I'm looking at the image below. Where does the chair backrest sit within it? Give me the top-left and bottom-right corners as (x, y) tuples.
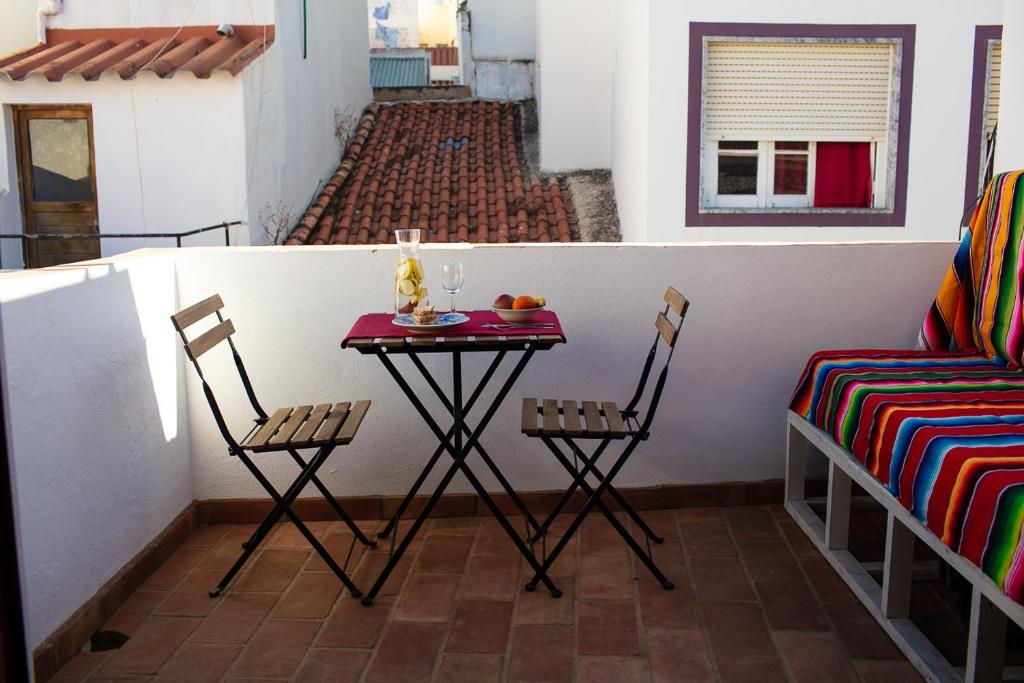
(171, 294), (267, 450)
(624, 286), (689, 436)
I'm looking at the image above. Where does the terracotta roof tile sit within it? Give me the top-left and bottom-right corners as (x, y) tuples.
(0, 26), (273, 81)
(287, 101), (579, 246)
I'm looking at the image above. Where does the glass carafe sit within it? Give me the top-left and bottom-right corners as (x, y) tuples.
(394, 229), (429, 314)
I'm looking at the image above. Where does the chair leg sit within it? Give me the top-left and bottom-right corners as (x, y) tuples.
(529, 438), (612, 542)
(286, 448), (376, 548)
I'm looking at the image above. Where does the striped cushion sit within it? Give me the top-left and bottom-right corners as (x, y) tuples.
(790, 349), (1024, 602)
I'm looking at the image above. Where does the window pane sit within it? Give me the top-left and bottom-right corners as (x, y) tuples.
(718, 154), (758, 195)
(28, 118), (92, 202)
(775, 141), (809, 151)
(774, 154), (808, 195)
(719, 141), (758, 150)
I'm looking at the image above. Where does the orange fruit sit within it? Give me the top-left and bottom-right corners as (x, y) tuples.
(512, 295), (537, 310)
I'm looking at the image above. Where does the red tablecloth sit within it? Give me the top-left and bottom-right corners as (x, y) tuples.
(342, 310), (565, 347)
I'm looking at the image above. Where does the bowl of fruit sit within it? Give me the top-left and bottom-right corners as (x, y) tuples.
(492, 294), (547, 323)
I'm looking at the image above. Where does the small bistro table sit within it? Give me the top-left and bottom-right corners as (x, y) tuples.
(342, 309), (566, 605)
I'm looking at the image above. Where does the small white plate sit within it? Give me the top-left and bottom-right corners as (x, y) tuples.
(392, 311), (470, 333)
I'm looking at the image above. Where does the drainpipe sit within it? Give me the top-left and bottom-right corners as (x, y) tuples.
(37, 0), (63, 44)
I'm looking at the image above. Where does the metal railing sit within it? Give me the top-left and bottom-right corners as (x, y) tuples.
(0, 219), (241, 252)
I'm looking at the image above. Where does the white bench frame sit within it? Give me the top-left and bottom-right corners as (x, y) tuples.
(786, 410), (1020, 683)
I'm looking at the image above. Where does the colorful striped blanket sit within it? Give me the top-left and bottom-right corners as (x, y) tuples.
(790, 172), (1024, 604)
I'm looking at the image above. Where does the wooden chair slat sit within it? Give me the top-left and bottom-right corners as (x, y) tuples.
(336, 400), (371, 443)
(312, 402), (351, 445)
(522, 398), (540, 435)
(536, 334), (564, 344)
(444, 336), (468, 345)
(186, 319), (235, 359)
(269, 405), (313, 446)
(581, 401), (605, 436)
(171, 294), (223, 331)
(292, 403), (332, 443)
(380, 337), (406, 348)
(543, 399), (561, 434)
(664, 287), (689, 317)
(656, 312), (677, 348)
(475, 336), (500, 345)
(346, 338), (374, 349)
(561, 400), (583, 437)
(246, 407), (292, 448)
(601, 402), (629, 437)
(410, 337), (438, 346)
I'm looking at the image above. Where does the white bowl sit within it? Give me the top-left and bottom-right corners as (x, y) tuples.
(491, 305), (545, 323)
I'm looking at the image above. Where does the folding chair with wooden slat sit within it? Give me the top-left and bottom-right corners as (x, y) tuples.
(521, 286), (689, 591)
(171, 295), (376, 598)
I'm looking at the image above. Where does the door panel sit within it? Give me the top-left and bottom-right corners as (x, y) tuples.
(13, 106), (99, 268)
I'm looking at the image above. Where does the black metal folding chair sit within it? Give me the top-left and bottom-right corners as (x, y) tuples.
(520, 286), (689, 591)
(171, 294), (376, 598)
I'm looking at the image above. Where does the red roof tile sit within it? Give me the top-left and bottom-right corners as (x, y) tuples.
(428, 47), (458, 66)
(0, 26), (273, 81)
(286, 101), (580, 245)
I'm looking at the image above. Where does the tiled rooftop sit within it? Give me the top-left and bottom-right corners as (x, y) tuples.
(48, 505), (942, 682)
(429, 47), (459, 66)
(286, 101), (580, 245)
(0, 27), (273, 81)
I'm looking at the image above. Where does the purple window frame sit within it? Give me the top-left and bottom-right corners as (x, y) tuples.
(685, 22), (916, 228)
(963, 25), (1001, 213)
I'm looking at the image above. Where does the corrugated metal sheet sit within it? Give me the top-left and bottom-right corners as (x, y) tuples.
(704, 41), (894, 141)
(370, 55), (429, 88)
(0, 26), (274, 82)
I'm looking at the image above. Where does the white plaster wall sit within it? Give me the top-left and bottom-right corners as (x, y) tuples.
(0, 0), (38, 54)
(0, 75), (249, 268)
(244, 0), (371, 246)
(49, 0), (274, 28)
(631, 0), (1004, 243)
(466, 0), (535, 59)
(367, 0), (419, 48)
(0, 251), (190, 650)
(996, 0), (1024, 172)
(610, 0), (650, 242)
(172, 241), (954, 501)
(536, 0), (614, 171)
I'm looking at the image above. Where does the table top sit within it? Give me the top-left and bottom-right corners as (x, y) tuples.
(342, 310), (566, 354)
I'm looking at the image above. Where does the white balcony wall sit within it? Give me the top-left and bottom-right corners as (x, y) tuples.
(0, 0), (37, 55)
(48, 0), (275, 29)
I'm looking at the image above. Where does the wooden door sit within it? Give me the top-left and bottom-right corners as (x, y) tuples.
(12, 106), (100, 268)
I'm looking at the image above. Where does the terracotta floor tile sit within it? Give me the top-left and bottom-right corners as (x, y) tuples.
(430, 517), (481, 535)
(437, 653), (504, 682)
(364, 621), (447, 683)
(352, 549), (413, 596)
(581, 519), (628, 557)
(578, 554), (633, 600)
(446, 599), (513, 654)
(578, 601), (640, 655)
(153, 569), (223, 617)
(303, 529), (368, 572)
(689, 557), (754, 602)
(82, 675), (152, 682)
(271, 572), (342, 619)
(824, 602), (903, 659)
(395, 574), (460, 622)
(415, 534), (475, 573)
(725, 506), (781, 541)
(101, 616), (201, 675)
(190, 592), (278, 643)
(773, 630), (857, 682)
(700, 601), (775, 659)
(678, 520), (738, 558)
(645, 628), (714, 683)
(50, 651), (110, 682)
(143, 547), (208, 591)
(236, 549), (308, 592)
(474, 521), (522, 557)
(293, 647), (369, 683)
(778, 519), (820, 558)
(800, 557), (857, 603)
(638, 574), (698, 630)
(316, 596), (394, 648)
(675, 508), (724, 521)
(102, 590), (167, 637)
(717, 656), (787, 683)
(266, 521), (332, 548)
(577, 655), (646, 683)
(508, 624), (572, 683)
(153, 642), (241, 682)
(515, 576), (574, 624)
(738, 541), (802, 581)
(853, 659), (925, 682)
(229, 619), (320, 679)
(182, 525), (231, 549)
(461, 554), (521, 600)
(756, 580), (829, 631)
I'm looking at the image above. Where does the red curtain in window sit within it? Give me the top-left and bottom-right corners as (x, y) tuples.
(813, 142), (873, 208)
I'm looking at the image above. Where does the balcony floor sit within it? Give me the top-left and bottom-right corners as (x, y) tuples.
(52, 505), (940, 682)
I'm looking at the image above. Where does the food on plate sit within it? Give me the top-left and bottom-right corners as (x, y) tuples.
(512, 295), (539, 310)
(493, 293), (515, 310)
(412, 305), (437, 325)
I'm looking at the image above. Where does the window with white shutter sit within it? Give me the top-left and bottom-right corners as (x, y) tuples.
(985, 41), (1001, 139)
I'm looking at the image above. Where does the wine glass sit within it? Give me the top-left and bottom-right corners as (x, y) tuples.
(440, 262), (464, 313)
